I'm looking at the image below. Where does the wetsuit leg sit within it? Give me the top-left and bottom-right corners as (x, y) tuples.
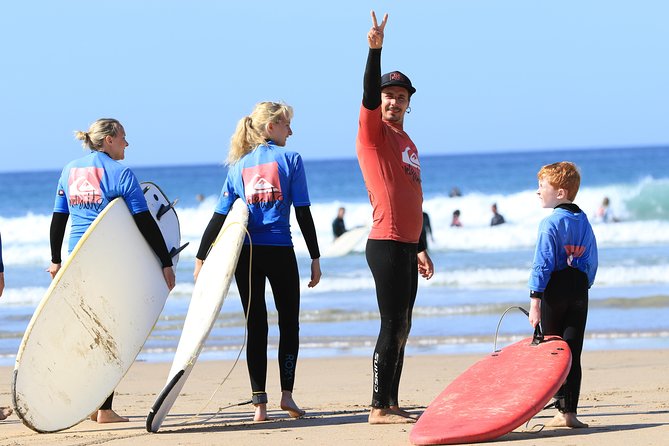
(265, 246), (301, 392)
(390, 254), (418, 407)
(542, 267), (589, 413)
(235, 244), (269, 394)
(100, 393), (113, 410)
(366, 239), (418, 408)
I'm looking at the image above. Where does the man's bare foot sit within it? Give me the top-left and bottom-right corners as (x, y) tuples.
(390, 405), (418, 420)
(369, 407), (416, 424)
(253, 403), (268, 422)
(280, 391), (305, 418)
(94, 409), (129, 423)
(547, 412), (589, 428)
(0, 406), (12, 420)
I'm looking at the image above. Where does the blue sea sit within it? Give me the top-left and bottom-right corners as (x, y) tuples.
(1, 146), (668, 366)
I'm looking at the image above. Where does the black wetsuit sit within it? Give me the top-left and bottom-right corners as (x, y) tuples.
(197, 206), (319, 399)
(366, 239), (419, 407)
(542, 267), (589, 413)
(332, 217), (346, 238)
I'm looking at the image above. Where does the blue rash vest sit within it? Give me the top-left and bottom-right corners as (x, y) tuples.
(214, 142), (311, 247)
(53, 151), (148, 252)
(528, 204), (598, 293)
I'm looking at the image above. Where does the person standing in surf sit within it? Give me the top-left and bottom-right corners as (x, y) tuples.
(194, 101), (321, 422)
(357, 11), (434, 424)
(332, 206), (347, 239)
(528, 161), (598, 428)
(49, 118), (176, 424)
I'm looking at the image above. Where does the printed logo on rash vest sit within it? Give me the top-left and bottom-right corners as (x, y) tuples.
(67, 167), (104, 210)
(242, 162), (283, 204)
(565, 244), (586, 266)
(401, 146), (421, 183)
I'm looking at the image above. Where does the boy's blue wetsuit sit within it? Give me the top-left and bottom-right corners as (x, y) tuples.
(529, 203), (598, 414)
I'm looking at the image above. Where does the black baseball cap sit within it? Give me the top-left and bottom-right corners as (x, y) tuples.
(380, 71), (416, 96)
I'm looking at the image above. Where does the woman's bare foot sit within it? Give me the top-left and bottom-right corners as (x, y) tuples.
(94, 409), (129, 423)
(253, 403), (268, 422)
(0, 406), (13, 420)
(547, 412), (589, 428)
(280, 391), (305, 418)
(369, 407), (416, 424)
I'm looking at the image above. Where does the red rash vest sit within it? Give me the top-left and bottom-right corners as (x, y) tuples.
(356, 104), (423, 243)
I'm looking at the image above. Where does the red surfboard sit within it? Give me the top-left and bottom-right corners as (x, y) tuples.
(410, 335), (571, 445)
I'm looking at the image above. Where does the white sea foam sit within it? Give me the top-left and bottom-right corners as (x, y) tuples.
(4, 178), (669, 266)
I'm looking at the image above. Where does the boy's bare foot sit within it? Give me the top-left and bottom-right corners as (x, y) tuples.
(0, 406), (13, 420)
(253, 403), (268, 422)
(547, 412), (589, 428)
(369, 407), (416, 424)
(94, 409), (129, 423)
(280, 391), (305, 418)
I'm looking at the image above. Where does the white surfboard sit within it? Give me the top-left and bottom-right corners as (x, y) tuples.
(322, 225), (369, 257)
(12, 182), (183, 433)
(146, 198), (249, 433)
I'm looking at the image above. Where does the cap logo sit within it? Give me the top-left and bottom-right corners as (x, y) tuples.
(390, 72), (402, 81)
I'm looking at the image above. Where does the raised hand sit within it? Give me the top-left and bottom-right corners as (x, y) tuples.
(368, 10), (388, 49)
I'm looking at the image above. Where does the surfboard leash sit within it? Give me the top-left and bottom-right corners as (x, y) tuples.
(493, 306), (529, 351)
(176, 221), (255, 427)
(494, 306), (556, 433)
(493, 306), (545, 351)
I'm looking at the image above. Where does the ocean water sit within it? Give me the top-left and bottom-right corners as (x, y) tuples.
(1, 146), (668, 366)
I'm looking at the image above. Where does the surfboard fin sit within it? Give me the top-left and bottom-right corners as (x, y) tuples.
(157, 199), (179, 220)
(170, 243), (189, 258)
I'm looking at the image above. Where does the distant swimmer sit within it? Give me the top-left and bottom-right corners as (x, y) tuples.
(490, 203), (506, 226)
(332, 207), (347, 238)
(594, 197), (618, 223)
(449, 186), (462, 197)
(451, 209), (462, 227)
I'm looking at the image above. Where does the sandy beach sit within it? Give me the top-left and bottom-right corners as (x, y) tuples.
(1, 349), (667, 446)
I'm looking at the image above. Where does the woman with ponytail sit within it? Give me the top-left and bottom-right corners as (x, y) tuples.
(195, 102), (321, 422)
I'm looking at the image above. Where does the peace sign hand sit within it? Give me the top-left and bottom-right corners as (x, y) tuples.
(367, 10), (388, 49)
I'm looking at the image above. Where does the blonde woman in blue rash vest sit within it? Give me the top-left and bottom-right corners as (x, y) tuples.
(195, 102), (321, 422)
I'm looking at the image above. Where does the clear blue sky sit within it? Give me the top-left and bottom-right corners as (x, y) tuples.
(1, 0), (667, 173)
